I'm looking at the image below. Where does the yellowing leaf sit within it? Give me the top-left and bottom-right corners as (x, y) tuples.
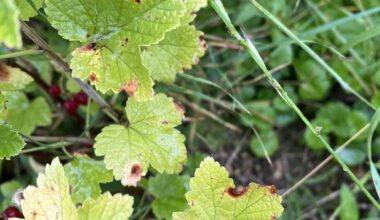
(45, 0), (186, 99)
(173, 157), (284, 220)
(142, 0), (208, 83)
(0, 0), (22, 48)
(94, 93), (186, 186)
(20, 158), (79, 220)
(78, 192), (133, 220)
(45, 0), (206, 99)
(17, 158), (134, 220)
(0, 64), (33, 91)
(0, 124), (25, 160)
(142, 25), (206, 83)
(6, 91), (52, 136)
(64, 155), (113, 204)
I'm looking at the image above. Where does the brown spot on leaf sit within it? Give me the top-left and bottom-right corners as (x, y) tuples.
(122, 79), (139, 97)
(266, 185), (277, 194)
(226, 186), (248, 198)
(181, 67), (190, 72)
(122, 162), (143, 187)
(122, 38), (129, 46)
(161, 120), (168, 125)
(0, 63), (10, 81)
(78, 42), (97, 53)
(135, 0), (141, 3)
(89, 72), (98, 84)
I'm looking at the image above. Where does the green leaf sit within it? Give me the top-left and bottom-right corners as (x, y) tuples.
(340, 184), (359, 220)
(0, 64), (33, 91)
(250, 128), (279, 157)
(64, 155), (113, 204)
(78, 192), (134, 220)
(294, 59), (331, 101)
(0, 0), (22, 48)
(15, 0), (42, 21)
(95, 93), (186, 186)
(20, 158), (79, 220)
(142, 24), (206, 83)
(173, 157), (284, 219)
(0, 123), (25, 159)
(46, 0), (206, 100)
(6, 91), (52, 136)
(148, 174), (189, 219)
(0, 92), (6, 121)
(46, 0), (185, 100)
(316, 102), (367, 139)
(142, 0), (207, 83)
(367, 105), (380, 199)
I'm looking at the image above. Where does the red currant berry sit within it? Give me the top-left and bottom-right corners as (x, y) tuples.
(64, 98), (79, 115)
(84, 143), (93, 149)
(48, 84), (61, 97)
(74, 92), (89, 105)
(2, 206), (22, 220)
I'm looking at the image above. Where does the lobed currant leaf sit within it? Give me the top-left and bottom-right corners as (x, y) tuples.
(0, 0), (21, 48)
(17, 158), (135, 220)
(6, 91), (52, 136)
(0, 64), (33, 91)
(94, 93), (186, 186)
(77, 192), (133, 220)
(45, 0), (207, 100)
(14, 0), (42, 21)
(46, 0), (187, 100)
(64, 155), (113, 204)
(20, 158), (79, 220)
(148, 174), (189, 220)
(0, 124), (25, 160)
(173, 157), (284, 220)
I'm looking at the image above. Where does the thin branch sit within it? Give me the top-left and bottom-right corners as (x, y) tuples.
(20, 21), (118, 120)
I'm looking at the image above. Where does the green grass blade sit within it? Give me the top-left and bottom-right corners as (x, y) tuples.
(367, 107), (380, 199)
(250, 0), (375, 110)
(211, 0), (380, 210)
(342, 25), (380, 52)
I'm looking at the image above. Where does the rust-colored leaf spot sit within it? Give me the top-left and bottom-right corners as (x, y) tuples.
(0, 63), (10, 81)
(181, 67), (190, 72)
(135, 0), (141, 3)
(78, 42), (97, 52)
(266, 185), (277, 194)
(89, 72), (98, 84)
(225, 186), (248, 198)
(122, 162), (143, 187)
(122, 38), (129, 46)
(122, 79), (139, 97)
(174, 102), (186, 115)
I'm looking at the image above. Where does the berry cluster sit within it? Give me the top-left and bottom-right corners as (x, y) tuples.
(48, 85), (89, 115)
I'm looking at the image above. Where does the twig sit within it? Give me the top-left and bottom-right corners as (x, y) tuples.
(19, 21), (118, 120)
(177, 96), (242, 133)
(29, 136), (92, 144)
